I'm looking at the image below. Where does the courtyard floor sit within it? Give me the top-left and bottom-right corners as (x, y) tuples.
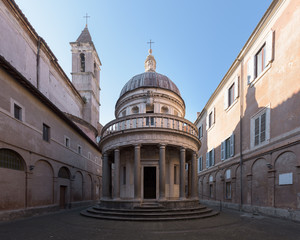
(0, 207), (299, 240)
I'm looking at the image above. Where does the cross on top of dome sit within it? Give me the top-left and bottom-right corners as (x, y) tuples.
(145, 39), (156, 72)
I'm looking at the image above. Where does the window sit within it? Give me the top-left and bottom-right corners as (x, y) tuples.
(58, 167), (70, 179)
(94, 62), (97, 75)
(78, 145), (82, 155)
(123, 166), (126, 185)
(198, 124), (203, 139)
(247, 30), (274, 84)
(206, 149), (215, 168)
(255, 44), (266, 78)
(80, 53), (85, 72)
(224, 76), (239, 110)
(0, 149), (24, 171)
(43, 124), (50, 142)
(146, 104), (154, 113)
(208, 112), (213, 127)
(225, 169), (231, 180)
(221, 134), (234, 161)
(228, 83), (235, 107)
(251, 107), (270, 148)
(88, 152), (91, 159)
(255, 112), (266, 146)
(206, 108), (215, 130)
(226, 182), (231, 199)
(64, 136), (70, 148)
(198, 156), (203, 172)
(14, 104), (22, 121)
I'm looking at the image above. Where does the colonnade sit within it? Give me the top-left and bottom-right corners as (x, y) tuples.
(102, 145), (198, 201)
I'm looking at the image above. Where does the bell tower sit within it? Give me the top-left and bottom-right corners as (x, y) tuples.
(70, 25), (101, 129)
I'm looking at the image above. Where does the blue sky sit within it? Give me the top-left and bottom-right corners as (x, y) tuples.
(15, 0), (272, 125)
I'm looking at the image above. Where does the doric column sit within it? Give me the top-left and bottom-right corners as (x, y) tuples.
(180, 147), (186, 199)
(191, 151), (197, 198)
(113, 148), (120, 199)
(159, 144), (166, 199)
(102, 153), (109, 199)
(134, 145), (141, 199)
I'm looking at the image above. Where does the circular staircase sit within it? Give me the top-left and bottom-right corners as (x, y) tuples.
(81, 202), (219, 221)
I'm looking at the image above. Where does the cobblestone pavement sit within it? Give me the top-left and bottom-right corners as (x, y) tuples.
(0, 207), (299, 240)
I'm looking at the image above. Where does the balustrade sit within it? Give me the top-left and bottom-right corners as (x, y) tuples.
(101, 114), (198, 139)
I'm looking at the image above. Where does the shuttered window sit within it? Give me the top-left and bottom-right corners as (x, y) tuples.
(247, 30), (274, 84)
(206, 108), (215, 129)
(206, 149), (215, 168)
(224, 76), (239, 110)
(198, 156), (203, 172)
(254, 112), (266, 146)
(221, 134), (235, 161)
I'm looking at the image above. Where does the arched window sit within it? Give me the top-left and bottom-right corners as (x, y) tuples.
(58, 167), (71, 179)
(0, 149), (25, 171)
(80, 53), (85, 72)
(94, 61), (97, 75)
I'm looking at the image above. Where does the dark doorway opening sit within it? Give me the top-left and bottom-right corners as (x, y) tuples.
(144, 167), (156, 199)
(60, 186), (67, 209)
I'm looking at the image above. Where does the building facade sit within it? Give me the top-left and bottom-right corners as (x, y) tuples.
(0, 0), (102, 220)
(99, 49), (201, 209)
(195, 0), (300, 220)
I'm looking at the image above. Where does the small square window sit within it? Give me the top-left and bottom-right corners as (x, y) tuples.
(43, 124), (50, 142)
(14, 104), (22, 121)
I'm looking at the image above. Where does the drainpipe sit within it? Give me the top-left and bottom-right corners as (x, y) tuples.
(239, 58), (244, 210)
(36, 37), (41, 90)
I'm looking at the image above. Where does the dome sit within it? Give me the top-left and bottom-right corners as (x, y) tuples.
(119, 72), (181, 97)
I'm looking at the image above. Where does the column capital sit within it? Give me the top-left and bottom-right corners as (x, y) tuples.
(134, 144), (141, 149)
(180, 147), (186, 152)
(159, 144), (166, 149)
(114, 148), (120, 152)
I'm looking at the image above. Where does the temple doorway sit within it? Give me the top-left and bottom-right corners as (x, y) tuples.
(143, 167), (156, 199)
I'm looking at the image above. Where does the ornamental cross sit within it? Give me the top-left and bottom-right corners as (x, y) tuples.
(83, 13), (90, 27)
(147, 39), (155, 50)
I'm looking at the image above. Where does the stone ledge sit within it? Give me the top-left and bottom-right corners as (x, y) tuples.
(0, 200), (98, 222)
(199, 199), (300, 222)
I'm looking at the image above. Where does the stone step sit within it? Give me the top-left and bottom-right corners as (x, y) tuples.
(81, 204), (219, 221)
(90, 205), (208, 214)
(81, 209), (219, 221)
(86, 207), (213, 218)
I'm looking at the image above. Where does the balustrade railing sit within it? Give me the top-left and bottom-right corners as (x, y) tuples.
(101, 114), (198, 139)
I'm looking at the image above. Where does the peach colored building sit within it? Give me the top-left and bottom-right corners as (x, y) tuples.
(195, 0), (300, 221)
(0, 0), (102, 220)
